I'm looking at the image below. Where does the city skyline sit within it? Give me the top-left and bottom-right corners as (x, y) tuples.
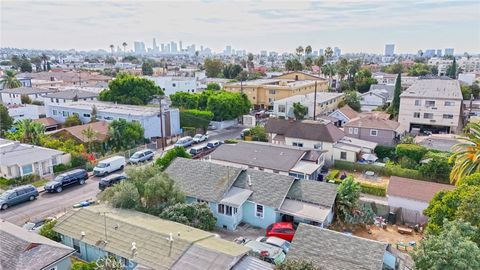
(1, 0), (480, 54)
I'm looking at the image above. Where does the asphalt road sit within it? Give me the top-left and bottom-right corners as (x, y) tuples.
(0, 126), (244, 226)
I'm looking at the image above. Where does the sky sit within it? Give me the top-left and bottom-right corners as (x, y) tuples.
(1, 0), (480, 54)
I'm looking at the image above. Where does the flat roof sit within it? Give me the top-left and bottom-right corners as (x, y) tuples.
(275, 92), (344, 104)
(279, 199), (330, 223)
(400, 79), (462, 100)
(47, 101), (174, 116)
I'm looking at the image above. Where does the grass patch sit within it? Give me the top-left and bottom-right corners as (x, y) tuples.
(32, 179), (50, 187)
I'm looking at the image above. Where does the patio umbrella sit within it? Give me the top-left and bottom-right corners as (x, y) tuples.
(362, 153), (378, 162)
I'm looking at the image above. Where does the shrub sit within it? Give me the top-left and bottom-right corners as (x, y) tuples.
(326, 169), (340, 181)
(155, 147), (191, 170)
(224, 139), (238, 144)
(396, 144), (427, 163)
(360, 183), (387, 196)
(39, 219), (60, 242)
(159, 203), (217, 231)
(398, 156), (418, 169)
(53, 164), (69, 173)
(249, 126), (268, 142)
(334, 160), (388, 175)
(418, 158), (451, 183)
(374, 145), (396, 161)
(385, 162), (423, 179)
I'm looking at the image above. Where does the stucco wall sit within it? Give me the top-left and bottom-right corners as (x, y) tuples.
(241, 201), (278, 229)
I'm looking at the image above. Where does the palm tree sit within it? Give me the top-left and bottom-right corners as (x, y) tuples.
(0, 70), (22, 89)
(322, 63), (336, 89)
(122, 42), (127, 58)
(41, 53), (48, 71)
(305, 45), (312, 56)
(295, 46), (304, 58)
(8, 119), (45, 145)
(109, 44), (114, 56)
(449, 123), (480, 185)
(82, 125), (98, 153)
(324, 47), (334, 61)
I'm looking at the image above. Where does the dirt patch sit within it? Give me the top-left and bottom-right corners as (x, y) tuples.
(354, 225), (422, 252)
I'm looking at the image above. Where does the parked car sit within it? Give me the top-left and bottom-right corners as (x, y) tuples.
(189, 145), (208, 156)
(128, 149), (155, 164)
(23, 217), (55, 232)
(193, 133), (209, 143)
(206, 140), (222, 149)
(98, 173), (128, 190)
(256, 236), (291, 253)
(175, 136), (194, 148)
(0, 185), (39, 210)
(44, 169), (89, 193)
(93, 156), (126, 177)
(207, 123), (217, 130)
(243, 239), (286, 265)
(266, 222), (296, 242)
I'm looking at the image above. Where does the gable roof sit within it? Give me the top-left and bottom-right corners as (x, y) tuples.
(165, 158), (242, 203)
(53, 206), (249, 270)
(210, 141), (307, 172)
(388, 176), (455, 202)
(1, 86), (56, 95)
(45, 89), (98, 100)
(288, 224), (387, 270)
(344, 115), (400, 131)
(265, 119), (345, 143)
(1, 220), (74, 270)
(52, 121), (109, 143)
(286, 180), (337, 208)
(233, 169), (295, 209)
(337, 105), (359, 119)
(33, 117), (59, 127)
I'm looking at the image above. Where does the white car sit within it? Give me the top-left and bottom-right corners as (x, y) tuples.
(93, 156), (126, 176)
(193, 133), (209, 143)
(256, 236), (291, 253)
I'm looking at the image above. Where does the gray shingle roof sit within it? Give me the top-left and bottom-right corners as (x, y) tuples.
(265, 119), (345, 143)
(288, 224), (387, 270)
(233, 169), (295, 209)
(1, 86), (56, 95)
(286, 180), (337, 208)
(45, 89), (98, 100)
(368, 84), (395, 100)
(0, 220), (74, 270)
(165, 158), (242, 202)
(0, 140), (65, 166)
(210, 142), (306, 172)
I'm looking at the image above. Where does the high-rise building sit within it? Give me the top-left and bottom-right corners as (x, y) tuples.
(170, 41), (177, 53)
(384, 44), (395, 56)
(436, 49), (442, 57)
(424, 49), (436, 58)
(152, 38), (159, 52)
(200, 45), (204, 52)
(445, 48), (454, 56)
(334, 47), (341, 57)
(319, 49), (324, 56)
(134, 41), (146, 54)
(225, 45), (232, 55)
(161, 43), (165, 52)
(165, 44), (171, 53)
(260, 50), (267, 57)
(179, 40), (183, 52)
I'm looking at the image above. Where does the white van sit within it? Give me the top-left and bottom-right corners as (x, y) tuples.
(93, 156), (126, 176)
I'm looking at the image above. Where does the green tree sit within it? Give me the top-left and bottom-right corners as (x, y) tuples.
(0, 70), (22, 89)
(6, 119), (45, 145)
(461, 85), (473, 100)
(180, 109), (213, 130)
(447, 58), (458, 79)
(222, 64), (243, 79)
(71, 261), (96, 270)
(141, 62), (154, 76)
(99, 73), (163, 105)
(304, 57), (313, 68)
(160, 203), (216, 231)
(419, 157), (451, 183)
(275, 259), (320, 270)
(343, 91), (361, 112)
(90, 105), (98, 123)
(39, 219), (60, 242)
(81, 125), (98, 153)
(142, 173), (185, 215)
(19, 55), (32, 72)
(450, 123), (480, 185)
(388, 73), (402, 116)
(322, 63), (336, 88)
(207, 91), (251, 121)
(470, 84), (480, 99)
(105, 57), (116, 65)
(382, 63), (404, 74)
(295, 46), (304, 58)
(155, 147), (191, 170)
(336, 58), (349, 82)
(315, 56), (325, 68)
(407, 63), (431, 76)
(285, 59), (303, 71)
(65, 114), (82, 127)
(206, 82), (221, 91)
(108, 119), (144, 151)
(249, 126), (268, 142)
(354, 68), (377, 93)
(20, 94), (32, 104)
(204, 58), (223, 77)
(305, 45), (312, 56)
(335, 176), (361, 224)
(292, 102), (308, 120)
(100, 181), (141, 209)
(170, 92), (199, 109)
(395, 144), (427, 163)
(0, 104), (13, 136)
(412, 220), (480, 270)
(324, 47), (333, 60)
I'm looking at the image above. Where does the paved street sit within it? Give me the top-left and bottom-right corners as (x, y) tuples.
(0, 126), (244, 226)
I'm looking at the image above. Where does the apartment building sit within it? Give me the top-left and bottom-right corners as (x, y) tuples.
(428, 57), (480, 76)
(146, 76), (197, 96)
(46, 101), (180, 139)
(272, 92), (344, 118)
(224, 72), (328, 109)
(0, 87), (57, 104)
(398, 79), (463, 134)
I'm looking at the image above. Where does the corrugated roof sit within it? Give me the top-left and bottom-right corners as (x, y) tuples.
(265, 119), (345, 143)
(388, 176), (455, 202)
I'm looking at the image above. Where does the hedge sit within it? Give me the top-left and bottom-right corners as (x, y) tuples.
(331, 175), (387, 197)
(374, 145), (396, 161)
(0, 174), (42, 189)
(395, 144), (428, 163)
(326, 170), (340, 181)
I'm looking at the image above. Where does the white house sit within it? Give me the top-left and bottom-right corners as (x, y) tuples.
(328, 105), (360, 127)
(359, 84), (395, 112)
(272, 92), (344, 118)
(7, 104), (40, 121)
(45, 101), (181, 139)
(1, 87), (57, 104)
(146, 76), (197, 96)
(44, 89), (98, 104)
(0, 139), (70, 179)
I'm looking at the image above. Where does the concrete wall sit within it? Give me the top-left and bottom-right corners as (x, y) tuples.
(8, 105), (40, 121)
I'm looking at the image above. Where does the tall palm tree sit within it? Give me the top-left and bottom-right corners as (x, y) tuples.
(450, 123), (480, 185)
(122, 42), (127, 58)
(324, 47), (334, 61)
(295, 46), (304, 58)
(322, 63), (336, 89)
(0, 70), (22, 89)
(109, 44), (114, 56)
(305, 45), (312, 56)
(40, 53), (48, 71)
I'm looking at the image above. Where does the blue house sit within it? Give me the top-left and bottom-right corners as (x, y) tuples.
(166, 158), (337, 231)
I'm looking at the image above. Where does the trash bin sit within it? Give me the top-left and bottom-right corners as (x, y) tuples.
(388, 212), (397, 224)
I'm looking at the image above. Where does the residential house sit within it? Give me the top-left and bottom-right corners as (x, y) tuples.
(31, 79), (64, 89)
(1, 87), (57, 104)
(6, 104), (40, 122)
(146, 76), (197, 96)
(54, 205), (250, 270)
(398, 79), (463, 134)
(0, 139), (70, 179)
(287, 223), (394, 270)
(359, 84), (395, 112)
(224, 72), (328, 109)
(373, 72), (398, 85)
(50, 121), (110, 144)
(209, 141), (325, 180)
(344, 114), (405, 146)
(166, 158), (337, 230)
(16, 71), (111, 88)
(45, 101), (180, 139)
(328, 105), (360, 127)
(274, 71), (328, 81)
(0, 220), (75, 270)
(0, 77), (31, 90)
(332, 136), (378, 163)
(33, 117), (60, 132)
(44, 89), (98, 104)
(272, 92), (344, 119)
(387, 176), (455, 224)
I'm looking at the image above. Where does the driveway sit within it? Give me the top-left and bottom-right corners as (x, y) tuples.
(215, 223), (265, 242)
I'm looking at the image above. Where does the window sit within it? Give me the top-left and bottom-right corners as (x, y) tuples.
(196, 198), (207, 203)
(424, 113), (434, 119)
(413, 112), (420, 118)
(354, 128), (358, 135)
(444, 101), (455, 106)
(52, 110), (57, 116)
(172, 83), (176, 87)
(50, 98), (54, 102)
(62, 111), (69, 117)
(370, 129), (378, 136)
(292, 142), (303, 147)
(314, 143), (322, 149)
(218, 204), (225, 214)
(258, 167), (264, 171)
(72, 239), (80, 253)
(340, 151), (347, 160)
(217, 204), (235, 216)
(278, 105), (286, 113)
(56, 98), (59, 103)
(104, 116), (114, 120)
(425, 100), (435, 107)
(415, 100), (421, 106)
(83, 113), (91, 118)
(225, 205), (233, 216)
(348, 128), (353, 134)
(255, 204), (264, 218)
(21, 164), (33, 175)
(273, 170), (279, 173)
(443, 114), (454, 119)
(269, 90), (276, 95)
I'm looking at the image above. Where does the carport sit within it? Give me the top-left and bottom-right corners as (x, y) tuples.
(279, 199), (331, 227)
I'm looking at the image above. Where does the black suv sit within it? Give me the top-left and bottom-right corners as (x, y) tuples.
(44, 169), (89, 193)
(98, 174), (127, 191)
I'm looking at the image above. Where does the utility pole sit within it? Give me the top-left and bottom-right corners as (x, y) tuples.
(157, 95), (165, 151)
(313, 81), (317, 120)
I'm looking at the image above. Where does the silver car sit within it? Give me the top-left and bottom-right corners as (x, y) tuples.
(128, 149), (155, 164)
